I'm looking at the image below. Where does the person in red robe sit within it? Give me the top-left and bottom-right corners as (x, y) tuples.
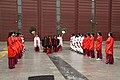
(17, 33), (23, 59)
(105, 32), (114, 64)
(89, 33), (95, 58)
(7, 32), (17, 69)
(86, 33), (91, 57)
(82, 34), (87, 56)
(13, 33), (20, 64)
(96, 32), (103, 60)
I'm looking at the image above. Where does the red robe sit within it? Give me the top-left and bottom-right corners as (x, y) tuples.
(105, 37), (114, 54)
(14, 37), (20, 54)
(96, 36), (102, 50)
(82, 37), (87, 49)
(8, 37), (17, 57)
(86, 36), (90, 49)
(89, 36), (94, 50)
(19, 36), (24, 50)
(17, 37), (22, 51)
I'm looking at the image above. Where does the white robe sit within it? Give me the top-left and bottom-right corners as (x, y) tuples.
(57, 36), (63, 47)
(77, 36), (83, 53)
(76, 37), (80, 51)
(70, 36), (73, 49)
(34, 37), (40, 47)
(71, 36), (83, 53)
(73, 36), (77, 51)
(71, 36), (75, 50)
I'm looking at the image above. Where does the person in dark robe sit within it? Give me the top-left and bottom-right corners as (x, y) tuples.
(47, 36), (52, 54)
(53, 36), (58, 52)
(105, 32), (114, 64)
(42, 36), (47, 52)
(51, 35), (55, 52)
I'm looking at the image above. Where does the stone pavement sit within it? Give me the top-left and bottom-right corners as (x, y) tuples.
(0, 41), (120, 80)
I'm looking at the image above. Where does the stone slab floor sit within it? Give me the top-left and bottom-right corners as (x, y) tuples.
(0, 42), (120, 80)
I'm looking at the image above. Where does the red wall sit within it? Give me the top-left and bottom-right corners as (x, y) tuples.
(40, 0), (56, 38)
(0, 0), (120, 41)
(22, 0), (38, 41)
(60, 0), (76, 41)
(78, 0), (92, 33)
(111, 0), (120, 40)
(0, 0), (17, 41)
(22, 0), (56, 41)
(95, 0), (110, 40)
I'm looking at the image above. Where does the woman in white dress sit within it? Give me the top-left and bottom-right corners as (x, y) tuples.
(57, 34), (63, 51)
(34, 35), (40, 52)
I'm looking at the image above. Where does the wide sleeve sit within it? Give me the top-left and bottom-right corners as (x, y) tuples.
(34, 37), (36, 47)
(8, 38), (16, 50)
(105, 38), (114, 54)
(96, 37), (102, 50)
(107, 38), (114, 50)
(86, 37), (90, 49)
(38, 37), (41, 47)
(89, 37), (94, 50)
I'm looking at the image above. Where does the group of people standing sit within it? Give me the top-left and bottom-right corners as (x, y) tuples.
(7, 32), (25, 69)
(41, 35), (63, 54)
(33, 34), (63, 54)
(70, 32), (114, 64)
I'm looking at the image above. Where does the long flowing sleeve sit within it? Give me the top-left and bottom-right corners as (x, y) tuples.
(105, 37), (114, 54)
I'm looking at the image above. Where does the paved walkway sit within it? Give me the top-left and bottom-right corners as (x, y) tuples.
(0, 42), (120, 80)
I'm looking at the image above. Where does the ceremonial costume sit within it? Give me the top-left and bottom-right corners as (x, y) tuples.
(57, 36), (63, 51)
(7, 32), (17, 69)
(96, 36), (103, 60)
(105, 37), (114, 64)
(89, 36), (95, 58)
(34, 35), (40, 52)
